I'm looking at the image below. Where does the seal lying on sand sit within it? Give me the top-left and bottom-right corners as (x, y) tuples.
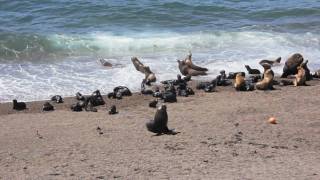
(294, 66), (307, 86)
(13, 99), (26, 111)
(196, 79), (217, 92)
(255, 69), (274, 90)
(42, 102), (54, 111)
(245, 65), (261, 74)
(184, 52), (208, 71)
(216, 70), (232, 86)
(177, 60), (207, 76)
(281, 53), (304, 78)
(146, 104), (176, 135)
(131, 57), (156, 83)
(259, 57), (281, 66)
(51, 95), (63, 103)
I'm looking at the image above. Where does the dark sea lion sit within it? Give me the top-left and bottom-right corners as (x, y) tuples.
(141, 79), (154, 95)
(12, 99), (26, 111)
(196, 79), (217, 91)
(216, 70), (232, 86)
(245, 65), (261, 74)
(259, 57), (281, 66)
(255, 69), (274, 90)
(234, 73), (246, 91)
(76, 92), (85, 101)
(281, 53), (304, 78)
(247, 74), (261, 83)
(131, 57), (156, 83)
(294, 66), (307, 86)
(227, 72), (245, 79)
(51, 95), (63, 103)
(99, 58), (113, 67)
(184, 52), (208, 71)
(149, 99), (158, 108)
(109, 105), (118, 115)
(177, 60), (207, 76)
(42, 102), (54, 111)
(71, 102), (83, 112)
(279, 79), (294, 86)
(300, 60), (312, 81)
(183, 75), (192, 82)
(146, 104), (175, 135)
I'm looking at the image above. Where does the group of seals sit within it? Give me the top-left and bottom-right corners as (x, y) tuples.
(72, 90), (106, 112)
(131, 57), (156, 84)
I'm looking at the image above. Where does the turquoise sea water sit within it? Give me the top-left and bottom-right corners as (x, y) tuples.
(0, 0), (320, 101)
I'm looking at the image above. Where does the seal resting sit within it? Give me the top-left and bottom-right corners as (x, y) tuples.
(234, 73), (246, 91)
(177, 60), (207, 76)
(146, 104), (176, 135)
(259, 57), (281, 66)
(149, 99), (158, 108)
(184, 52), (208, 71)
(255, 69), (274, 90)
(13, 99), (26, 111)
(245, 65), (261, 74)
(294, 66), (307, 86)
(131, 57), (156, 83)
(281, 53), (304, 78)
(42, 102), (54, 111)
(51, 95), (63, 103)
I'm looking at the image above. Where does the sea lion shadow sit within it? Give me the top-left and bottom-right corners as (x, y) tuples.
(152, 130), (180, 137)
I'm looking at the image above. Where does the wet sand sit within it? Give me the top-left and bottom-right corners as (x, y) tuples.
(1, 79), (320, 179)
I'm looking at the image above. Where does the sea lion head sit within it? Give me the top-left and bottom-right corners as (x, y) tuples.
(220, 70), (225, 75)
(275, 57), (281, 63)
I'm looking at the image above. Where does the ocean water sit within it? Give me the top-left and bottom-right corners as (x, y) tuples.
(0, 0), (320, 102)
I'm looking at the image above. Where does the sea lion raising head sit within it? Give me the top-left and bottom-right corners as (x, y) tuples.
(281, 53), (304, 78)
(131, 57), (157, 83)
(12, 99), (26, 111)
(255, 69), (274, 90)
(146, 104), (176, 135)
(245, 65), (261, 74)
(184, 51), (208, 72)
(177, 60), (207, 76)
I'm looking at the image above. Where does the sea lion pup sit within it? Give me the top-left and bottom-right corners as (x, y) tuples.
(131, 57), (156, 83)
(146, 104), (176, 135)
(300, 60), (312, 80)
(255, 69), (274, 90)
(234, 73), (246, 91)
(294, 66), (307, 86)
(42, 102), (54, 111)
(149, 99), (158, 108)
(281, 53), (304, 78)
(12, 99), (26, 111)
(177, 60), (207, 76)
(109, 105), (118, 115)
(259, 57), (281, 66)
(51, 95), (63, 103)
(184, 52), (208, 71)
(244, 65), (261, 74)
(99, 58), (113, 67)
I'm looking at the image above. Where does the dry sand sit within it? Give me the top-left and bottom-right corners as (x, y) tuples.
(1, 79), (320, 179)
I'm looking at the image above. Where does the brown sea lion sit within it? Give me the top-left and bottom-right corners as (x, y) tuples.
(177, 60), (207, 76)
(184, 52), (208, 71)
(131, 57), (156, 83)
(259, 57), (281, 66)
(245, 65), (261, 74)
(234, 73), (246, 91)
(255, 69), (274, 90)
(294, 66), (307, 86)
(281, 53), (304, 78)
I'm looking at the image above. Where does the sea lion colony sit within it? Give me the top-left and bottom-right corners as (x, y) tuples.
(10, 52), (320, 135)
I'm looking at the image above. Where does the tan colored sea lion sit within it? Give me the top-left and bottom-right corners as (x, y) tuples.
(255, 69), (274, 90)
(184, 52), (208, 71)
(294, 66), (306, 86)
(131, 57), (156, 83)
(281, 53), (304, 78)
(234, 73), (246, 91)
(259, 57), (281, 66)
(177, 60), (207, 76)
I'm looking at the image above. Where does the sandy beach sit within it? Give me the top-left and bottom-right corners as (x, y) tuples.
(1, 79), (320, 179)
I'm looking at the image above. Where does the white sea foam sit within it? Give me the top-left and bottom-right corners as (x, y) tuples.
(0, 31), (320, 102)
